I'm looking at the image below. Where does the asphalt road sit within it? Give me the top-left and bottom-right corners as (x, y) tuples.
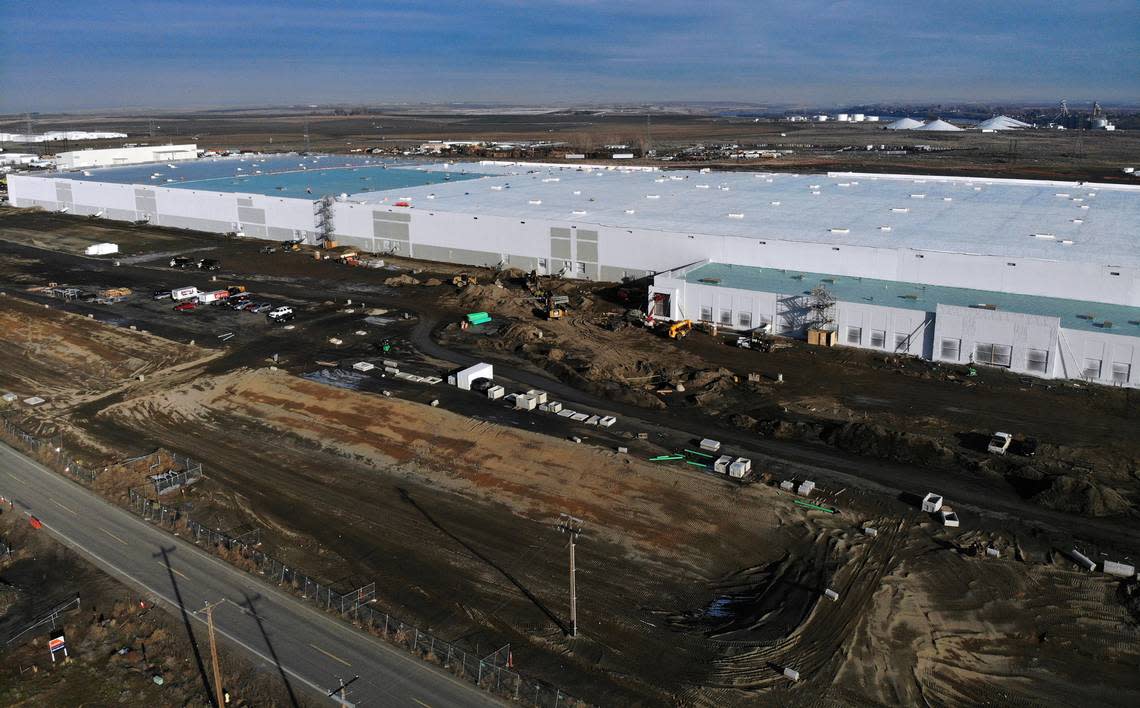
(0, 443), (502, 708)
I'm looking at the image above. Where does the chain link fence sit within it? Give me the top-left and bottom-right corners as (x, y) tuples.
(3, 416), (584, 706)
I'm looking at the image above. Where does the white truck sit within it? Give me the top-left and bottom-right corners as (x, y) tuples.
(171, 286), (199, 301)
(987, 432), (1013, 455)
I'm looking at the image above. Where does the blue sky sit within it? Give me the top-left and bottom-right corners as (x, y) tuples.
(1, 0), (1137, 112)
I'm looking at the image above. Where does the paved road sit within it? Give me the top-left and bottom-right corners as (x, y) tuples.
(0, 443), (501, 708)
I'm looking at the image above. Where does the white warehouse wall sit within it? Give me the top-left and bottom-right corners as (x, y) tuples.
(649, 277), (1139, 388)
(6, 173), (1139, 307)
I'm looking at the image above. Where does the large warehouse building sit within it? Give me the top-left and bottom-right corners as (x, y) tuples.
(7, 155), (1140, 387)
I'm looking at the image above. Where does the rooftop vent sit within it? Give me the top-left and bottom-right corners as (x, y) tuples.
(696, 184), (710, 189)
(1060, 240), (1074, 245)
(811, 190), (822, 195)
(836, 182), (851, 187)
(1071, 197), (1084, 202)
(942, 197), (952, 201)
(528, 199), (542, 205)
(646, 194), (660, 199)
(1033, 233), (1055, 239)
(572, 210), (587, 216)
(542, 177), (560, 182)
(1055, 193), (1070, 197)
(491, 185), (503, 191)
(891, 207), (909, 213)
(809, 184), (820, 189)
(727, 213), (744, 219)
(829, 227), (850, 234)
(572, 190), (581, 195)
(1071, 219), (1084, 223)
(910, 193), (926, 199)
(625, 209), (636, 214)
(879, 226), (892, 231)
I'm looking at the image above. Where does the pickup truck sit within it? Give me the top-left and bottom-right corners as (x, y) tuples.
(169, 256), (193, 269)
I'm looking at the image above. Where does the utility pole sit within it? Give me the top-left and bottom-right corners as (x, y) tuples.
(327, 675), (359, 703)
(556, 513), (585, 637)
(203, 600), (226, 708)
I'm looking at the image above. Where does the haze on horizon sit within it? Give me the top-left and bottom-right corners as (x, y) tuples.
(1, 0), (1137, 114)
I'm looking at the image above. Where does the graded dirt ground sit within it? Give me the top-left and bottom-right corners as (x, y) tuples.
(0, 210), (1138, 705)
(0, 294), (210, 407)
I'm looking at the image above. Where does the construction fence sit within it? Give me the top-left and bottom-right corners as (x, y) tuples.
(126, 488), (583, 707)
(0, 415), (585, 707)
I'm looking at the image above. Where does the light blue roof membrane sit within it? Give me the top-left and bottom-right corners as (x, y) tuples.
(53, 154), (485, 199)
(684, 262), (1140, 335)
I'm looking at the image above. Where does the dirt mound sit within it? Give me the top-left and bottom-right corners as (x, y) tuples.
(421, 277), (443, 287)
(384, 274), (420, 287)
(1034, 475), (1133, 517)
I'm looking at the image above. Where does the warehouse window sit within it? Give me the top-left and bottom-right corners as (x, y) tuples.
(738, 312), (752, 329)
(894, 332), (910, 352)
(757, 314), (772, 332)
(940, 338), (961, 361)
(575, 261), (586, 274)
(700, 306), (713, 322)
(975, 343), (1012, 368)
(720, 309), (733, 326)
(846, 326), (862, 345)
(870, 330), (886, 348)
(1112, 362), (1131, 384)
(1025, 349), (1049, 373)
(1083, 358), (1102, 380)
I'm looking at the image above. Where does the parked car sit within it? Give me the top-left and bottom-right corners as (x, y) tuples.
(152, 290), (172, 300)
(197, 258), (221, 271)
(232, 300), (254, 311)
(267, 306), (294, 323)
(260, 246), (277, 254)
(987, 432), (1013, 455)
(169, 256), (193, 269)
(173, 302), (197, 312)
(250, 302), (273, 313)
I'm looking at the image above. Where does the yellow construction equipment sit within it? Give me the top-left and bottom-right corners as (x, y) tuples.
(452, 272), (478, 288)
(667, 320), (693, 339)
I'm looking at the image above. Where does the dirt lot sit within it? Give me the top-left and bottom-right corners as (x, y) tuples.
(1, 210), (1139, 704)
(0, 294), (211, 408)
(439, 274), (1140, 520)
(0, 506), (308, 707)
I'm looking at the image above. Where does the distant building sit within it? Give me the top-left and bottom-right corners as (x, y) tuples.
(55, 144), (198, 170)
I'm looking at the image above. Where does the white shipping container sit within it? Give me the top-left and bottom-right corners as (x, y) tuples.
(699, 438), (721, 452)
(515, 395), (537, 410)
(487, 385), (505, 400)
(456, 363), (493, 391)
(713, 455), (733, 474)
(171, 286), (198, 301)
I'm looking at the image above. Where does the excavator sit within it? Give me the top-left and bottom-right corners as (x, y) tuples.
(667, 320), (693, 339)
(543, 293), (569, 320)
(452, 272), (478, 288)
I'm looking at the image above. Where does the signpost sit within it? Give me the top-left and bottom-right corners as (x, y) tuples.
(48, 634), (67, 662)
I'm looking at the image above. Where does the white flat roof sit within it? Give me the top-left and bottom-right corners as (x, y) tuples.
(353, 163), (1140, 268)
